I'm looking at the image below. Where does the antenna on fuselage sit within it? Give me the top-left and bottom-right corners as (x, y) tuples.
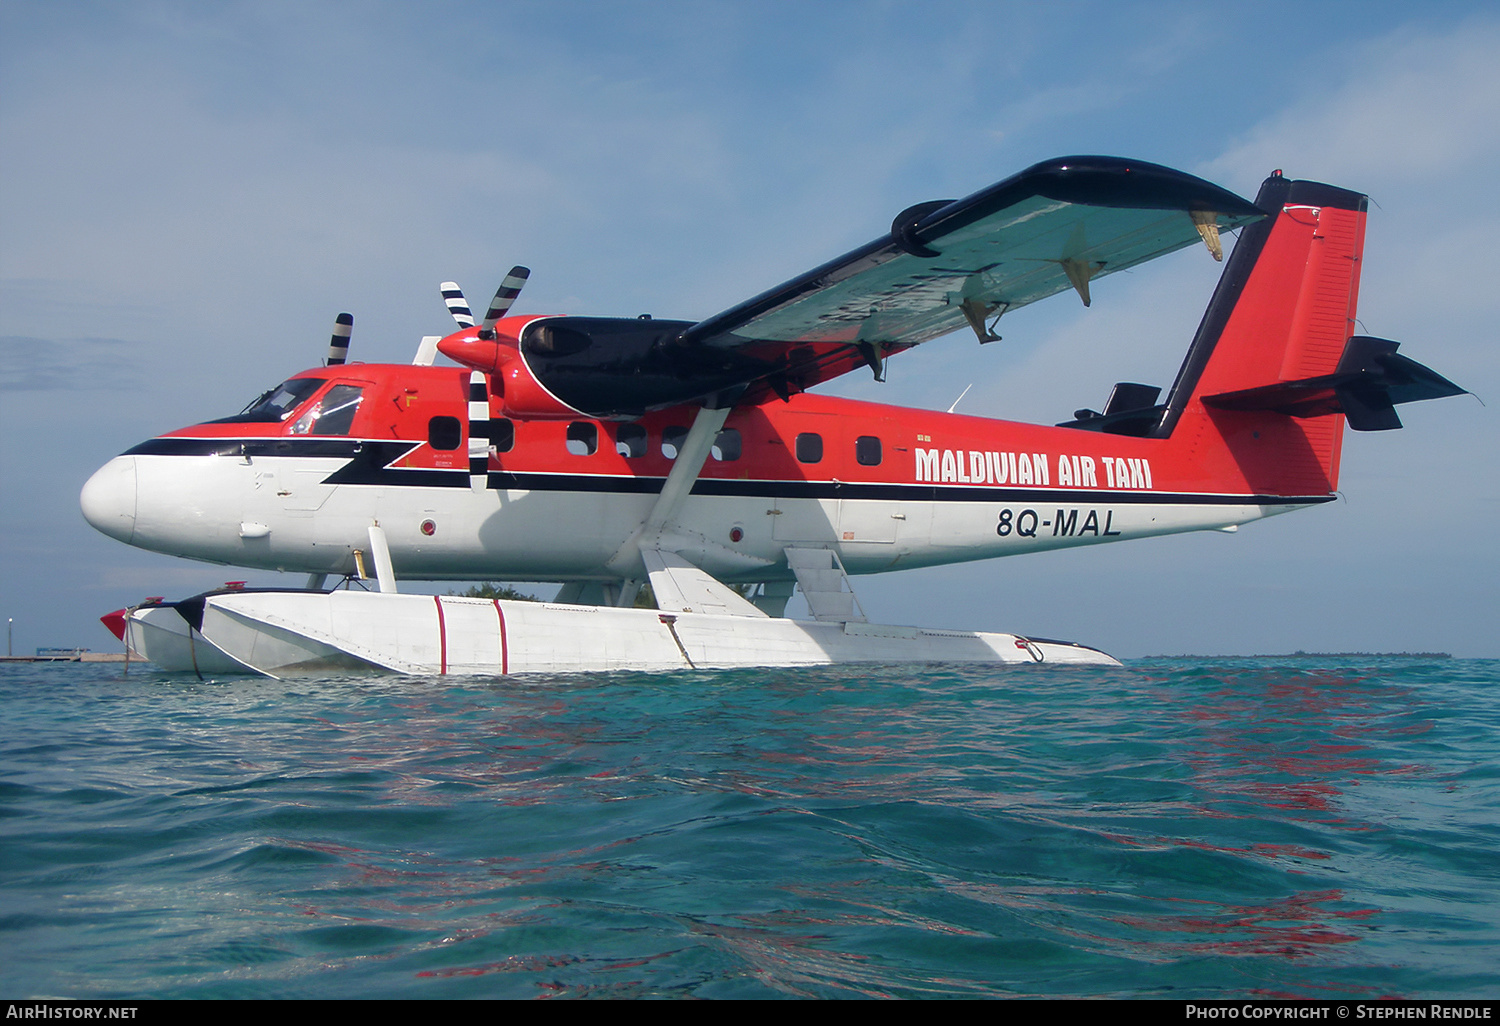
(947, 384), (973, 414)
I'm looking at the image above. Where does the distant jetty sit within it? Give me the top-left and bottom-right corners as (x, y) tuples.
(1, 649), (128, 663)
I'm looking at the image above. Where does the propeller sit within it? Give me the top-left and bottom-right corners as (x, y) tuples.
(440, 282), (474, 328)
(326, 312), (353, 366)
(440, 266), (531, 339)
(479, 266), (531, 339)
(436, 267), (529, 494)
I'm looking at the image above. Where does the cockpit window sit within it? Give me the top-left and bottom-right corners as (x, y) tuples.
(212, 378), (324, 424)
(290, 384), (365, 436)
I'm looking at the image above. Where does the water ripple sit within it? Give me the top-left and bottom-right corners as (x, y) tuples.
(1, 658), (1497, 997)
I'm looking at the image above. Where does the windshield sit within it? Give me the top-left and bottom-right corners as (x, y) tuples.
(288, 384), (365, 436)
(209, 378), (324, 424)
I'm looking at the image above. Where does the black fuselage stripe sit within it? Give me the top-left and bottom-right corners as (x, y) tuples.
(125, 438), (370, 458)
(120, 441), (1331, 506)
(489, 472), (1330, 506)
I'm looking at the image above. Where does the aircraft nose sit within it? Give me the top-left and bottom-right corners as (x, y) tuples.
(80, 456), (138, 543)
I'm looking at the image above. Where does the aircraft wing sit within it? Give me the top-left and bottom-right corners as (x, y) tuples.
(677, 156), (1265, 398)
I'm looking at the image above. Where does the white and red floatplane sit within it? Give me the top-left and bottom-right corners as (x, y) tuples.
(82, 157), (1462, 677)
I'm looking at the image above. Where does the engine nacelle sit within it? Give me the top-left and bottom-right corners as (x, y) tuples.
(437, 316), (584, 420)
(493, 354), (587, 420)
(442, 315), (767, 419)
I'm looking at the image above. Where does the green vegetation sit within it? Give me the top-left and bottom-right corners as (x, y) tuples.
(447, 583), (540, 602)
(1277, 650), (1451, 659)
(446, 581), (757, 610)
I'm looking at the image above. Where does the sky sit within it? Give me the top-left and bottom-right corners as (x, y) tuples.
(2, 0), (1496, 658)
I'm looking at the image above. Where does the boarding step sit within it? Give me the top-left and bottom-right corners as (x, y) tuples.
(784, 546), (867, 623)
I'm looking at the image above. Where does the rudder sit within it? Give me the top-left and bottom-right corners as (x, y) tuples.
(1158, 172), (1370, 497)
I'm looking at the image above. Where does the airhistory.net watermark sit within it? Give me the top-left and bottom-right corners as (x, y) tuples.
(6, 1008), (137, 1019)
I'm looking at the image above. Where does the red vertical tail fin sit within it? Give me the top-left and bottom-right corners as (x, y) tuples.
(1158, 173), (1370, 496)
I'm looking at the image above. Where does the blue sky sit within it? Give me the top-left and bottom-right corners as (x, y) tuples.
(2, 0), (1496, 657)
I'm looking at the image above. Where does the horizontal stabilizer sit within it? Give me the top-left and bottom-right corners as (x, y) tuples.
(1201, 336), (1465, 431)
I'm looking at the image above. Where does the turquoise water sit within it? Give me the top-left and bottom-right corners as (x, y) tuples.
(2, 658), (1497, 998)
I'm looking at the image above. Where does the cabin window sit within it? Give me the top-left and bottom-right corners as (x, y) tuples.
(616, 423), (647, 458)
(795, 432), (823, 464)
(428, 416), (462, 451)
(662, 426), (688, 460)
(290, 384), (364, 436)
(855, 435), (882, 466)
(492, 418), (515, 453)
(711, 429), (741, 462)
(566, 421), (598, 456)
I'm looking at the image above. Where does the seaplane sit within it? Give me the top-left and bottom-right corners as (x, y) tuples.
(80, 157), (1463, 678)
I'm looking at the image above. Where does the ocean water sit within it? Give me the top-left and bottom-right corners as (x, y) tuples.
(1, 658), (1497, 999)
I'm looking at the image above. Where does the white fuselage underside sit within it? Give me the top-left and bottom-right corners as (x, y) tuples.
(88, 452), (1303, 583)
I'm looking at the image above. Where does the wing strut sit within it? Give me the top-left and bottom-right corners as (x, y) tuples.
(602, 404), (771, 618)
(641, 549), (767, 617)
(634, 404), (731, 548)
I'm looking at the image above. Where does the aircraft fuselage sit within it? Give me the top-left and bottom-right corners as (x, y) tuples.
(81, 361), (1322, 589)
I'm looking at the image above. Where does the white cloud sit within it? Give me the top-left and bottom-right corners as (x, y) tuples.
(1201, 17), (1500, 195)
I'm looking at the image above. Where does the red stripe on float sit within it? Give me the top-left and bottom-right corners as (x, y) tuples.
(492, 599), (509, 675)
(433, 595), (448, 675)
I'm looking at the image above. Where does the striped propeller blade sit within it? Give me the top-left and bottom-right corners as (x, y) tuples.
(478, 266), (531, 340)
(326, 312), (353, 366)
(440, 282), (475, 328)
(468, 370), (490, 492)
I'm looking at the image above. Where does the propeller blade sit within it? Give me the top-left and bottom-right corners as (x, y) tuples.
(478, 266), (531, 340)
(440, 281), (475, 328)
(326, 312), (353, 366)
